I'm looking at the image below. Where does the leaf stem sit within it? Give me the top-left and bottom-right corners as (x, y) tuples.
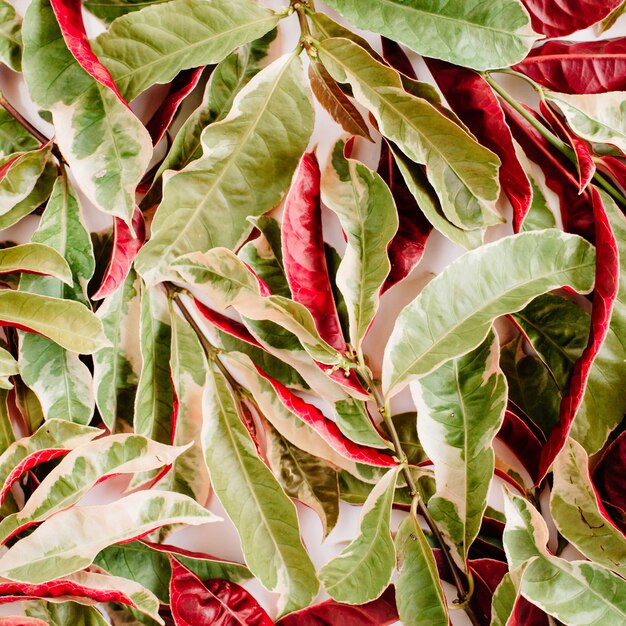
(0, 95), (49, 145)
(291, 0), (315, 53)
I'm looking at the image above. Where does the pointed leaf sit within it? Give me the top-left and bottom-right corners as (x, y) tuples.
(334, 398), (391, 449)
(0, 244), (70, 284)
(0, 0), (22, 71)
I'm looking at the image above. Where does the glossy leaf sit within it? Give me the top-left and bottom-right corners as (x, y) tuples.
(321, 0), (538, 71)
(383, 230), (596, 397)
(0, 244), (70, 283)
(319, 466), (399, 603)
(0, 0), (22, 71)
(321, 139), (397, 350)
(334, 398), (390, 449)
(319, 38), (503, 232)
(202, 364), (319, 615)
(136, 53), (313, 286)
(0, 490), (216, 583)
(92, 0), (279, 102)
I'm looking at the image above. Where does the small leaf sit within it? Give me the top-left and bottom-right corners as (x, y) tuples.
(334, 398), (391, 449)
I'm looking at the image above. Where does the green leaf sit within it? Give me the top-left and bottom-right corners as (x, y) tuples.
(382, 230), (596, 397)
(265, 422), (340, 538)
(321, 139), (397, 350)
(0, 243), (70, 283)
(0, 107), (39, 156)
(551, 438), (626, 577)
(395, 514), (449, 626)
(319, 38), (503, 231)
(0, 347), (18, 390)
(22, 0), (152, 226)
(0, 0), (22, 71)
(136, 52), (313, 286)
(321, 0), (538, 71)
(380, 412), (425, 464)
(571, 191), (626, 452)
(83, 0), (167, 22)
(521, 177), (557, 231)
(490, 566), (526, 626)
(202, 364), (319, 615)
(93, 270), (141, 431)
(92, 0), (279, 101)
(26, 601), (109, 626)
(0, 391), (15, 453)
(0, 490), (216, 583)
(0, 435), (189, 543)
(334, 398), (391, 449)
(411, 330), (507, 569)
(0, 290), (109, 354)
(319, 466), (399, 603)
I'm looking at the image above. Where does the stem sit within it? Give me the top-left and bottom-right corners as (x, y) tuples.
(291, 1), (315, 52)
(357, 366), (481, 626)
(0, 95), (49, 145)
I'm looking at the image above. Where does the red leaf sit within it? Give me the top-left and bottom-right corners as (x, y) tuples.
(593, 432), (626, 532)
(426, 60), (532, 232)
(92, 208), (145, 300)
(381, 37), (417, 79)
(377, 141), (431, 291)
(508, 595), (551, 626)
(253, 365), (396, 468)
(498, 410), (543, 483)
(169, 558), (274, 626)
(470, 558), (508, 623)
(513, 37), (626, 94)
(0, 619), (48, 626)
(194, 300), (263, 348)
(0, 141), (52, 182)
(600, 156), (626, 193)
(146, 67), (204, 146)
(538, 188), (619, 482)
(276, 586), (398, 626)
(539, 101), (595, 192)
(49, 0), (127, 105)
(520, 0), (623, 38)
(282, 152), (346, 353)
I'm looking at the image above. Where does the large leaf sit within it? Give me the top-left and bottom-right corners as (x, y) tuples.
(382, 230), (596, 397)
(318, 38), (503, 232)
(0, 243), (70, 283)
(321, 139), (397, 351)
(0, 0), (22, 71)
(92, 0), (279, 101)
(321, 0), (537, 71)
(202, 364), (319, 615)
(0, 490), (216, 583)
(411, 330), (507, 569)
(135, 52), (313, 286)
(319, 466), (399, 603)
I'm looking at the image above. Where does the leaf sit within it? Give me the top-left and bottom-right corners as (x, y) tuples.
(0, 0), (22, 71)
(395, 515), (449, 626)
(265, 422), (340, 538)
(136, 52), (313, 286)
(0, 244), (69, 283)
(521, 176), (557, 232)
(427, 61), (532, 232)
(276, 587), (398, 626)
(202, 364), (319, 615)
(0, 618), (47, 626)
(0, 351), (17, 390)
(321, 139), (397, 351)
(334, 398), (391, 449)
(319, 466), (399, 603)
(22, 0), (152, 226)
(25, 601), (109, 626)
(308, 59), (371, 140)
(593, 432), (626, 532)
(601, 2), (626, 32)
(0, 490), (216, 583)
(520, 0), (623, 37)
(498, 410), (543, 483)
(318, 38), (503, 232)
(92, 0), (279, 102)
(490, 566), (549, 626)
(551, 438), (626, 577)
(321, 0), (537, 71)
(512, 38), (626, 95)
(83, 0), (165, 22)
(169, 559), (274, 626)
(0, 435), (189, 544)
(382, 229), (596, 397)
(546, 91), (626, 153)
(0, 107), (39, 156)
(411, 330), (506, 569)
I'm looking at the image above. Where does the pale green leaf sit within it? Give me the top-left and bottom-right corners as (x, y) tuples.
(319, 466), (399, 603)
(334, 397), (392, 449)
(0, 347), (18, 390)
(319, 38), (502, 231)
(26, 601), (109, 626)
(321, 139), (397, 350)
(0, 0), (22, 71)
(382, 230), (596, 397)
(321, 0), (538, 71)
(0, 243), (71, 283)
(0, 107), (39, 156)
(0, 390), (15, 453)
(136, 52), (314, 286)
(92, 0), (279, 101)
(600, 1), (626, 32)
(84, 0), (167, 22)
(395, 514), (449, 626)
(411, 330), (507, 569)
(521, 177), (557, 231)
(0, 490), (216, 583)
(490, 566), (526, 626)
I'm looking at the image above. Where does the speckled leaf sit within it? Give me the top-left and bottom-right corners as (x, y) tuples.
(319, 466), (399, 603)
(321, 0), (538, 71)
(318, 38), (503, 231)
(0, 0), (22, 71)
(136, 53), (313, 286)
(383, 230), (596, 397)
(202, 364), (319, 615)
(411, 330), (507, 570)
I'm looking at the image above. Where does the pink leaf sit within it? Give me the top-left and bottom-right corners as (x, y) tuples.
(194, 299), (263, 348)
(146, 67), (204, 146)
(276, 587), (398, 626)
(538, 188), (619, 482)
(170, 558), (274, 626)
(519, 0), (623, 38)
(498, 410), (543, 483)
(426, 60), (532, 232)
(92, 208), (145, 300)
(600, 156), (626, 193)
(0, 618), (48, 625)
(513, 38), (626, 95)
